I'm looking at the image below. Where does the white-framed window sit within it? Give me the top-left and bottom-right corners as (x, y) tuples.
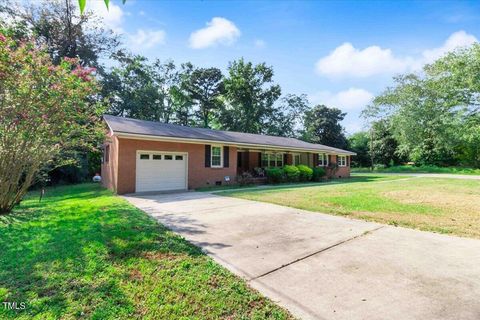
(338, 155), (347, 167)
(318, 153), (328, 166)
(293, 154), (301, 165)
(211, 145), (223, 168)
(261, 152), (284, 168)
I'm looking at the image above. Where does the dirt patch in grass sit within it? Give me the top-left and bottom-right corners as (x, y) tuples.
(383, 190), (480, 213)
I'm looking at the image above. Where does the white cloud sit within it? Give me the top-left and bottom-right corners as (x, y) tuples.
(254, 39), (266, 48)
(309, 88), (374, 112)
(315, 30), (478, 78)
(129, 29), (166, 49)
(422, 30), (478, 62)
(315, 43), (413, 78)
(86, 0), (124, 34)
(189, 17), (240, 49)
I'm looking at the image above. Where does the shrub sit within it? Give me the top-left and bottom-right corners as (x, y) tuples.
(0, 33), (104, 214)
(312, 167), (326, 181)
(237, 171), (254, 186)
(283, 165), (300, 182)
(296, 165), (313, 181)
(266, 168), (284, 184)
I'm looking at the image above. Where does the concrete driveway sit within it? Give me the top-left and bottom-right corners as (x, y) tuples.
(124, 192), (480, 320)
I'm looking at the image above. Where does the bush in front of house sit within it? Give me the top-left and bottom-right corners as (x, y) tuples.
(237, 171), (254, 186)
(283, 165), (300, 182)
(266, 167), (284, 183)
(296, 165), (313, 181)
(312, 167), (326, 181)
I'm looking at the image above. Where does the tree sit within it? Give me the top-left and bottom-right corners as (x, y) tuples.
(265, 94), (310, 138)
(103, 53), (197, 125)
(1, 0), (119, 70)
(364, 44), (480, 167)
(302, 105), (348, 149)
(347, 132), (370, 167)
(221, 59), (282, 134)
(369, 120), (402, 167)
(183, 67), (224, 128)
(0, 33), (105, 213)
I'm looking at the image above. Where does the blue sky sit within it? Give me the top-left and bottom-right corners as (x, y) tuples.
(90, 0), (480, 133)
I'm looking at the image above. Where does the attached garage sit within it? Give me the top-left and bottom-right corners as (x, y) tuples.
(102, 115), (355, 194)
(135, 151), (188, 192)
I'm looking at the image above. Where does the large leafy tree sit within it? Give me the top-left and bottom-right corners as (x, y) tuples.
(103, 53), (196, 125)
(0, 33), (105, 213)
(369, 120), (402, 166)
(1, 0), (119, 70)
(364, 45), (480, 166)
(302, 105), (348, 149)
(183, 66), (224, 128)
(347, 132), (370, 167)
(365, 73), (462, 165)
(221, 59), (282, 134)
(265, 94), (310, 138)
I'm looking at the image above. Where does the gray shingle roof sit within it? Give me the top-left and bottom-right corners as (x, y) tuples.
(104, 115), (356, 155)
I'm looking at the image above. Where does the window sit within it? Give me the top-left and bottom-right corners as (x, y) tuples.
(140, 154), (150, 160)
(338, 155), (347, 167)
(164, 155), (173, 160)
(276, 153), (283, 166)
(104, 145), (110, 163)
(152, 154), (162, 160)
(261, 152), (284, 168)
(293, 154), (301, 166)
(318, 153), (328, 166)
(175, 155), (183, 160)
(211, 146), (222, 167)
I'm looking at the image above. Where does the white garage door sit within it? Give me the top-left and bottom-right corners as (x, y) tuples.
(136, 151), (188, 192)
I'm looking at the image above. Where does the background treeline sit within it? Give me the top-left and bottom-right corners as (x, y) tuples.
(1, 0), (479, 186)
(349, 43), (480, 169)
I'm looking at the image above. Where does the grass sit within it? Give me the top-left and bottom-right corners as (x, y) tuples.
(221, 174), (480, 239)
(196, 183), (256, 192)
(0, 184), (292, 319)
(352, 165), (480, 175)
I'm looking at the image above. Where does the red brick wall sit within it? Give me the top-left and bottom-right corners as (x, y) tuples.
(286, 154), (293, 165)
(115, 138), (237, 194)
(101, 135), (353, 194)
(325, 154), (351, 178)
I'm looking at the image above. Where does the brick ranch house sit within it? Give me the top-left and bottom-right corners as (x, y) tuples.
(101, 115), (356, 194)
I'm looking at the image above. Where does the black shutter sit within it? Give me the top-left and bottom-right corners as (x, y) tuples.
(205, 145), (211, 167)
(258, 152), (262, 167)
(283, 154), (288, 165)
(313, 153), (319, 166)
(223, 146), (229, 168)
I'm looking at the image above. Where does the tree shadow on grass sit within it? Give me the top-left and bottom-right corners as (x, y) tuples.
(0, 185), (204, 319)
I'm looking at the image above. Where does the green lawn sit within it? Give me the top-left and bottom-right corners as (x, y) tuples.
(221, 175), (480, 239)
(0, 184), (292, 320)
(352, 165), (480, 175)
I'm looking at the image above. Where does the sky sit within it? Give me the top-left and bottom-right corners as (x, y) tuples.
(87, 0), (480, 134)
